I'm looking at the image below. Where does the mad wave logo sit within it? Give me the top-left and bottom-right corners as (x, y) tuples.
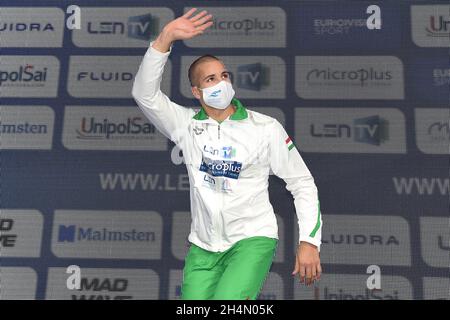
(73, 277), (131, 300)
(310, 115), (389, 146)
(0, 219), (17, 248)
(87, 13), (158, 41)
(76, 116), (155, 140)
(199, 156), (242, 179)
(57, 224), (155, 243)
(46, 268), (158, 299)
(236, 63), (270, 91)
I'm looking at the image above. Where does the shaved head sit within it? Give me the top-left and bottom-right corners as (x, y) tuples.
(188, 54), (223, 87)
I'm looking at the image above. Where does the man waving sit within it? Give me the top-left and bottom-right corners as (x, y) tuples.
(132, 8), (322, 300)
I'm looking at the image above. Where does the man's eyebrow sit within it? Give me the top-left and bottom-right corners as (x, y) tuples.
(202, 71), (230, 81)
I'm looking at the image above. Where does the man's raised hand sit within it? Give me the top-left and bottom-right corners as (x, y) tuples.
(152, 8), (213, 52)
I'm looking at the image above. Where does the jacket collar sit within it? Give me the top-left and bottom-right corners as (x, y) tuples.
(193, 98), (248, 121)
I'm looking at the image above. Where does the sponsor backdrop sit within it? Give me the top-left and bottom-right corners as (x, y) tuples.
(0, 0), (448, 300)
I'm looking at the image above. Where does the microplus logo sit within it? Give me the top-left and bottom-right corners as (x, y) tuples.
(295, 56), (404, 99)
(210, 18), (276, 35)
(306, 67), (393, 86)
(199, 156), (242, 179)
(57, 225), (155, 243)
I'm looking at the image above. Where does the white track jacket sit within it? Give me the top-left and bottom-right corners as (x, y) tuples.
(132, 41), (322, 253)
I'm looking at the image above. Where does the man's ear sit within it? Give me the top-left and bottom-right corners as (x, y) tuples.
(191, 86), (201, 100)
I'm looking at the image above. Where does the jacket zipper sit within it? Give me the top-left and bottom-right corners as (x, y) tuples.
(217, 122), (223, 251)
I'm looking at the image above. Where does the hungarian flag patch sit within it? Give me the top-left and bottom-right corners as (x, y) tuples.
(285, 136), (295, 151)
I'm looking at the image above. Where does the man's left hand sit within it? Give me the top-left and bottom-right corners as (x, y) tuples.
(292, 241), (322, 286)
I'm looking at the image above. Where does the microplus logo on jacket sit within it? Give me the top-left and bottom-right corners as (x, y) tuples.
(199, 156), (242, 179)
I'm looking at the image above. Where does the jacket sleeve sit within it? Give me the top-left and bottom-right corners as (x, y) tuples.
(268, 119), (322, 251)
(131, 40), (194, 145)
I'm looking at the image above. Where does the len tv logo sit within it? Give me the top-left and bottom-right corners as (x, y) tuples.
(58, 225), (76, 242)
(128, 14), (159, 41)
(353, 115), (388, 145)
(236, 63), (269, 91)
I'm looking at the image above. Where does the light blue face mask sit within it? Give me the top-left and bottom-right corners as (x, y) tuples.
(198, 80), (236, 110)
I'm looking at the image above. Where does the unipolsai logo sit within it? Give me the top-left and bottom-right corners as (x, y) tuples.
(412, 5), (450, 47)
(76, 115), (156, 140)
(425, 12), (450, 39)
(0, 64), (48, 88)
(0, 56), (59, 97)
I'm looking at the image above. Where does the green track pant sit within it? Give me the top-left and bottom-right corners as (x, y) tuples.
(181, 236), (278, 300)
